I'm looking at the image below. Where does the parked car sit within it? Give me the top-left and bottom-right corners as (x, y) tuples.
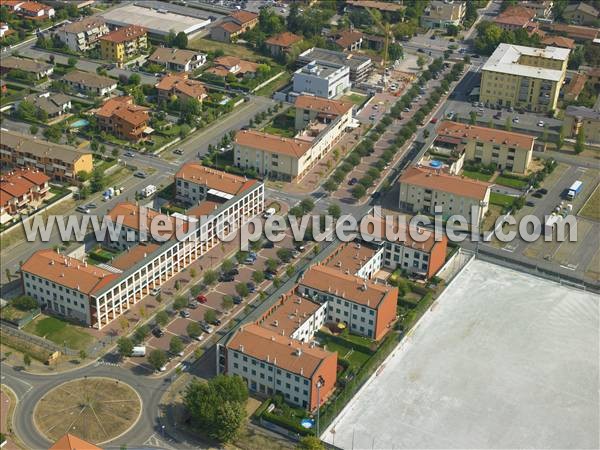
(512, 117), (520, 123)
(150, 287), (161, 296)
(200, 322), (214, 333)
(86, 203), (97, 209)
(263, 241), (274, 249)
(219, 273), (235, 282)
(188, 300), (199, 309)
(152, 327), (164, 338)
(246, 282), (256, 293)
(173, 148), (184, 155)
(348, 177), (358, 185)
(265, 271), (275, 280)
(210, 318), (222, 326)
(537, 188), (548, 195)
(133, 171), (147, 178)
(227, 268), (239, 275)
(526, 201), (536, 207)
(124, 151), (135, 157)
(196, 294), (207, 303)
(233, 295), (243, 304)
(76, 206), (90, 214)
(369, 113), (376, 121)
(532, 192), (543, 198)
(537, 120), (545, 127)
(180, 309), (190, 318)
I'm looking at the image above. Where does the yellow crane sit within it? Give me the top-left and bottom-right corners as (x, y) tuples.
(366, 7), (393, 69)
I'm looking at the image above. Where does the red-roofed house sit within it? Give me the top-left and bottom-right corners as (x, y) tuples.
(493, 5), (536, 31)
(49, 433), (101, 450)
(265, 32), (303, 57)
(0, 169), (49, 223)
(95, 96), (150, 142)
(210, 9), (258, 42)
(331, 30), (363, 51)
(15, 1), (54, 20)
(155, 72), (208, 102)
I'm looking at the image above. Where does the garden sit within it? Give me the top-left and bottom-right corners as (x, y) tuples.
(23, 315), (94, 351)
(261, 108), (296, 138)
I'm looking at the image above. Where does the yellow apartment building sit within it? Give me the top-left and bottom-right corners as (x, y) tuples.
(99, 25), (147, 63)
(480, 44), (570, 112)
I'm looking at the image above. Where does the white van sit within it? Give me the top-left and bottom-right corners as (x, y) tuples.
(141, 185), (156, 198)
(262, 207), (276, 218)
(131, 346), (146, 357)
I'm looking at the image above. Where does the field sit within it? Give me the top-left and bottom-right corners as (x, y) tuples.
(579, 185), (600, 221)
(189, 37), (264, 62)
(261, 109), (296, 137)
(495, 175), (528, 189)
(23, 315), (93, 351)
(489, 192), (515, 208)
(341, 92), (368, 108)
(34, 378), (141, 444)
(462, 170), (492, 182)
(315, 331), (372, 369)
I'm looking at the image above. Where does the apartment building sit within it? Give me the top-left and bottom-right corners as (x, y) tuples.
(493, 5), (537, 31)
(541, 35), (576, 50)
(398, 166), (492, 228)
(175, 162), (257, 206)
(331, 30), (363, 52)
(0, 169), (49, 223)
(61, 71), (117, 97)
(265, 32), (303, 57)
(147, 47), (207, 72)
(298, 264), (398, 341)
(421, 0), (466, 29)
(293, 60), (350, 99)
(480, 44), (570, 112)
(99, 25), (147, 64)
(346, 0), (405, 14)
(234, 95), (353, 181)
(224, 322), (336, 410)
(204, 56), (258, 79)
(95, 96), (150, 142)
(54, 17), (109, 52)
(15, 1), (54, 20)
(21, 169), (264, 329)
(0, 129), (93, 182)
(564, 105), (600, 145)
(298, 47), (372, 83)
(210, 10), (258, 42)
(436, 121), (534, 174)
(563, 2), (599, 25)
(155, 73), (208, 103)
(545, 23), (599, 42)
(0, 56), (53, 79)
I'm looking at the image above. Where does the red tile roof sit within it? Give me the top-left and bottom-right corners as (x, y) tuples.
(95, 96), (149, 127)
(229, 9), (258, 25)
(218, 21), (242, 34)
(295, 95), (353, 116)
(175, 162), (256, 196)
(541, 35), (576, 49)
(335, 30), (363, 48)
(437, 120), (535, 151)
(265, 31), (303, 48)
(235, 130), (311, 158)
(49, 434), (102, 450)
(99, 24), (146, 43)
(494, 5), (536, 27)
(400, 166), (491, 200)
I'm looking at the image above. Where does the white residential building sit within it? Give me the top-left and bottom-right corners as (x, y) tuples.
(293, 60), (350, 99)
(54, 17), (109, 52)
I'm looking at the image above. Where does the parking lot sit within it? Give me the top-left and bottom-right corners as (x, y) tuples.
(121, 204), (317, 374)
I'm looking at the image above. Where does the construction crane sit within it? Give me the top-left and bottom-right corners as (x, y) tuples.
(365, 7), (394, 82)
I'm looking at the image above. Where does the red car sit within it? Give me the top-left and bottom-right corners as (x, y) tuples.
(196, 294), (207, 303)
(430, 117), (438, 124)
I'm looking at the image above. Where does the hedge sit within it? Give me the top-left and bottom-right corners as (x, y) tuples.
(261, 411), (314, 436)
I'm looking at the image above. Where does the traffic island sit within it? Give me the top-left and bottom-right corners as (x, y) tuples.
(33, 377), (141, 445)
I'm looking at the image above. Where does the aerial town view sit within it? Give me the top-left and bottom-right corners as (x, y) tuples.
(0, 0), (598, 449)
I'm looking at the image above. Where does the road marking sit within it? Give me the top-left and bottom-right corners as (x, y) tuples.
(2, 374), (33, 392)
(560, 264), (578, 271)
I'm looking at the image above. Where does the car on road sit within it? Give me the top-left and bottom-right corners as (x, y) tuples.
(348, 177), (358, 185)
(369, 113), (376, 121)
(532, 192), (543, 198)
(173, 148), (184, 155)
(196, 294), (207, 303)
(233, 295), (243, 304)
(86, 203), (97, 209)
(180, 309), (190, 318)
(430, 117), (438, 124)
(152, 327), (164, 338)
(417, 48), (425, 53)
(124, 151), (135, 157)
(508, 106), (514, 112)
(512, 117), (519, 123)
(494, 112), (502, 119)
(76, 206), (90, 214)
(219, 273), (235, 282)
(537, 120), (544, 127)
(526, 201), (535, 207)
(537, 188), (548, 195)
(372, 104), (379, 110)
(134, 171), (147, 178)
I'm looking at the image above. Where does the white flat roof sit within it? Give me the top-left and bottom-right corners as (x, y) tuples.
(482, 43), (570, 82)
(101, 4), (210, 36)
(323, 259), (599, 449)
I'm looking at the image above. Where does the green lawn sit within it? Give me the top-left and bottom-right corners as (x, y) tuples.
(495, 175), (528, 189)
(490, 192), (516, 208)
(189, 37), (266, 62)
(24, 315), (93, 351)
(261, 109), (296, 137)
(315, 331), (372, 369)
(341, 92), (368, 108)
(254, 71), (291, 97)
(579, 186), (600, 221)
(462, 170), (492, 182)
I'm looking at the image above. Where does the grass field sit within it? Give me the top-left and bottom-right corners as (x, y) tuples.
(490, 192), (515, 208)
(316, 331), (372, 369)
(462, 170), (493, 182)
(341, 92), (368, 108)
(495, 175), (528, 189)
(254, 71), (291, 97)
(579, 185), (600, 221)
(190, 37), (264, 62)
(262, 109), (296, 137)
(24, 315), (93, 351)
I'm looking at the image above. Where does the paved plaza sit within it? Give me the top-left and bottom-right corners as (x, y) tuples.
(323, 259), (599, 449)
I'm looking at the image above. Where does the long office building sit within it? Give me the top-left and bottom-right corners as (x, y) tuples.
(21, 167), (264, 329)
(480, 44), (570, 112)
(297, 47), (372, 82)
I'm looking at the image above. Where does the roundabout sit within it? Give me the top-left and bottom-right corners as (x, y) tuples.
(33, 377), (142, 445)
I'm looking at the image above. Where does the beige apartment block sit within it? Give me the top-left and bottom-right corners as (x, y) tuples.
(437, 121), (535, 174)
(480, 44), (570, 112)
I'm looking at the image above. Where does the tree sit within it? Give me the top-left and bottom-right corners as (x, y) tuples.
(203, 269), (217, 285)
(221, 258), (234, 274)
(212, 401), (245, 443)
(117, 337), (134, 358)
(79, 350), (87, 361)
(170, 336), (183, 355)
(277, 248), (292, 262)
(67, 56), (77, 67)
(252, 270), (264, 284)
(297, 436), (325, 450)
(23, 354), (31, 368)
(446, 24), (459, 36)
(174, 280), (181, 291)
(388, 43), (403, 61)
(352, 184), (366, 199)
(300, 197), (314, 213)
(134, 324), (150, 343)
(557, 128), (564, 151)
(29, 124), (39, 135)
(173, 31), (188, 49)
(505, 116), (512, 132)
(204, 309), (217, 324)
(90, 167), (104, 193)
(286, 265), (295, 278)
(148, 349), (167, 371)
(575, 126), (585, 154)
(417, 55), (426, 69)
(173, 296), (187, 310)
(236, 283), (249, 298)
(190, 268), (197, 279)
(323, 179), (338, 192)
(266, 258), (278, 272)
(129, 73), (141, 86)
(156, 310), (169, 327)
(111, 148), (119, 159)
(12, 295), (37, 311)
(469, 111), (477, 125)
(222, 295), (234, 310)
(187, 322), (202, 339)
(327, 203), (341, 219)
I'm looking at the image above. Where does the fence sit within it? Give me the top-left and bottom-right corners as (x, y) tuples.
(1, 322), (77, 357)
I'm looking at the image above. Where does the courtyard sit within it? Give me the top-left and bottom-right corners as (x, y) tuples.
(322, 259), (599, 449)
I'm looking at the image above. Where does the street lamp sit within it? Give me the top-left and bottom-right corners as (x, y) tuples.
(316, 375), (325, 436)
